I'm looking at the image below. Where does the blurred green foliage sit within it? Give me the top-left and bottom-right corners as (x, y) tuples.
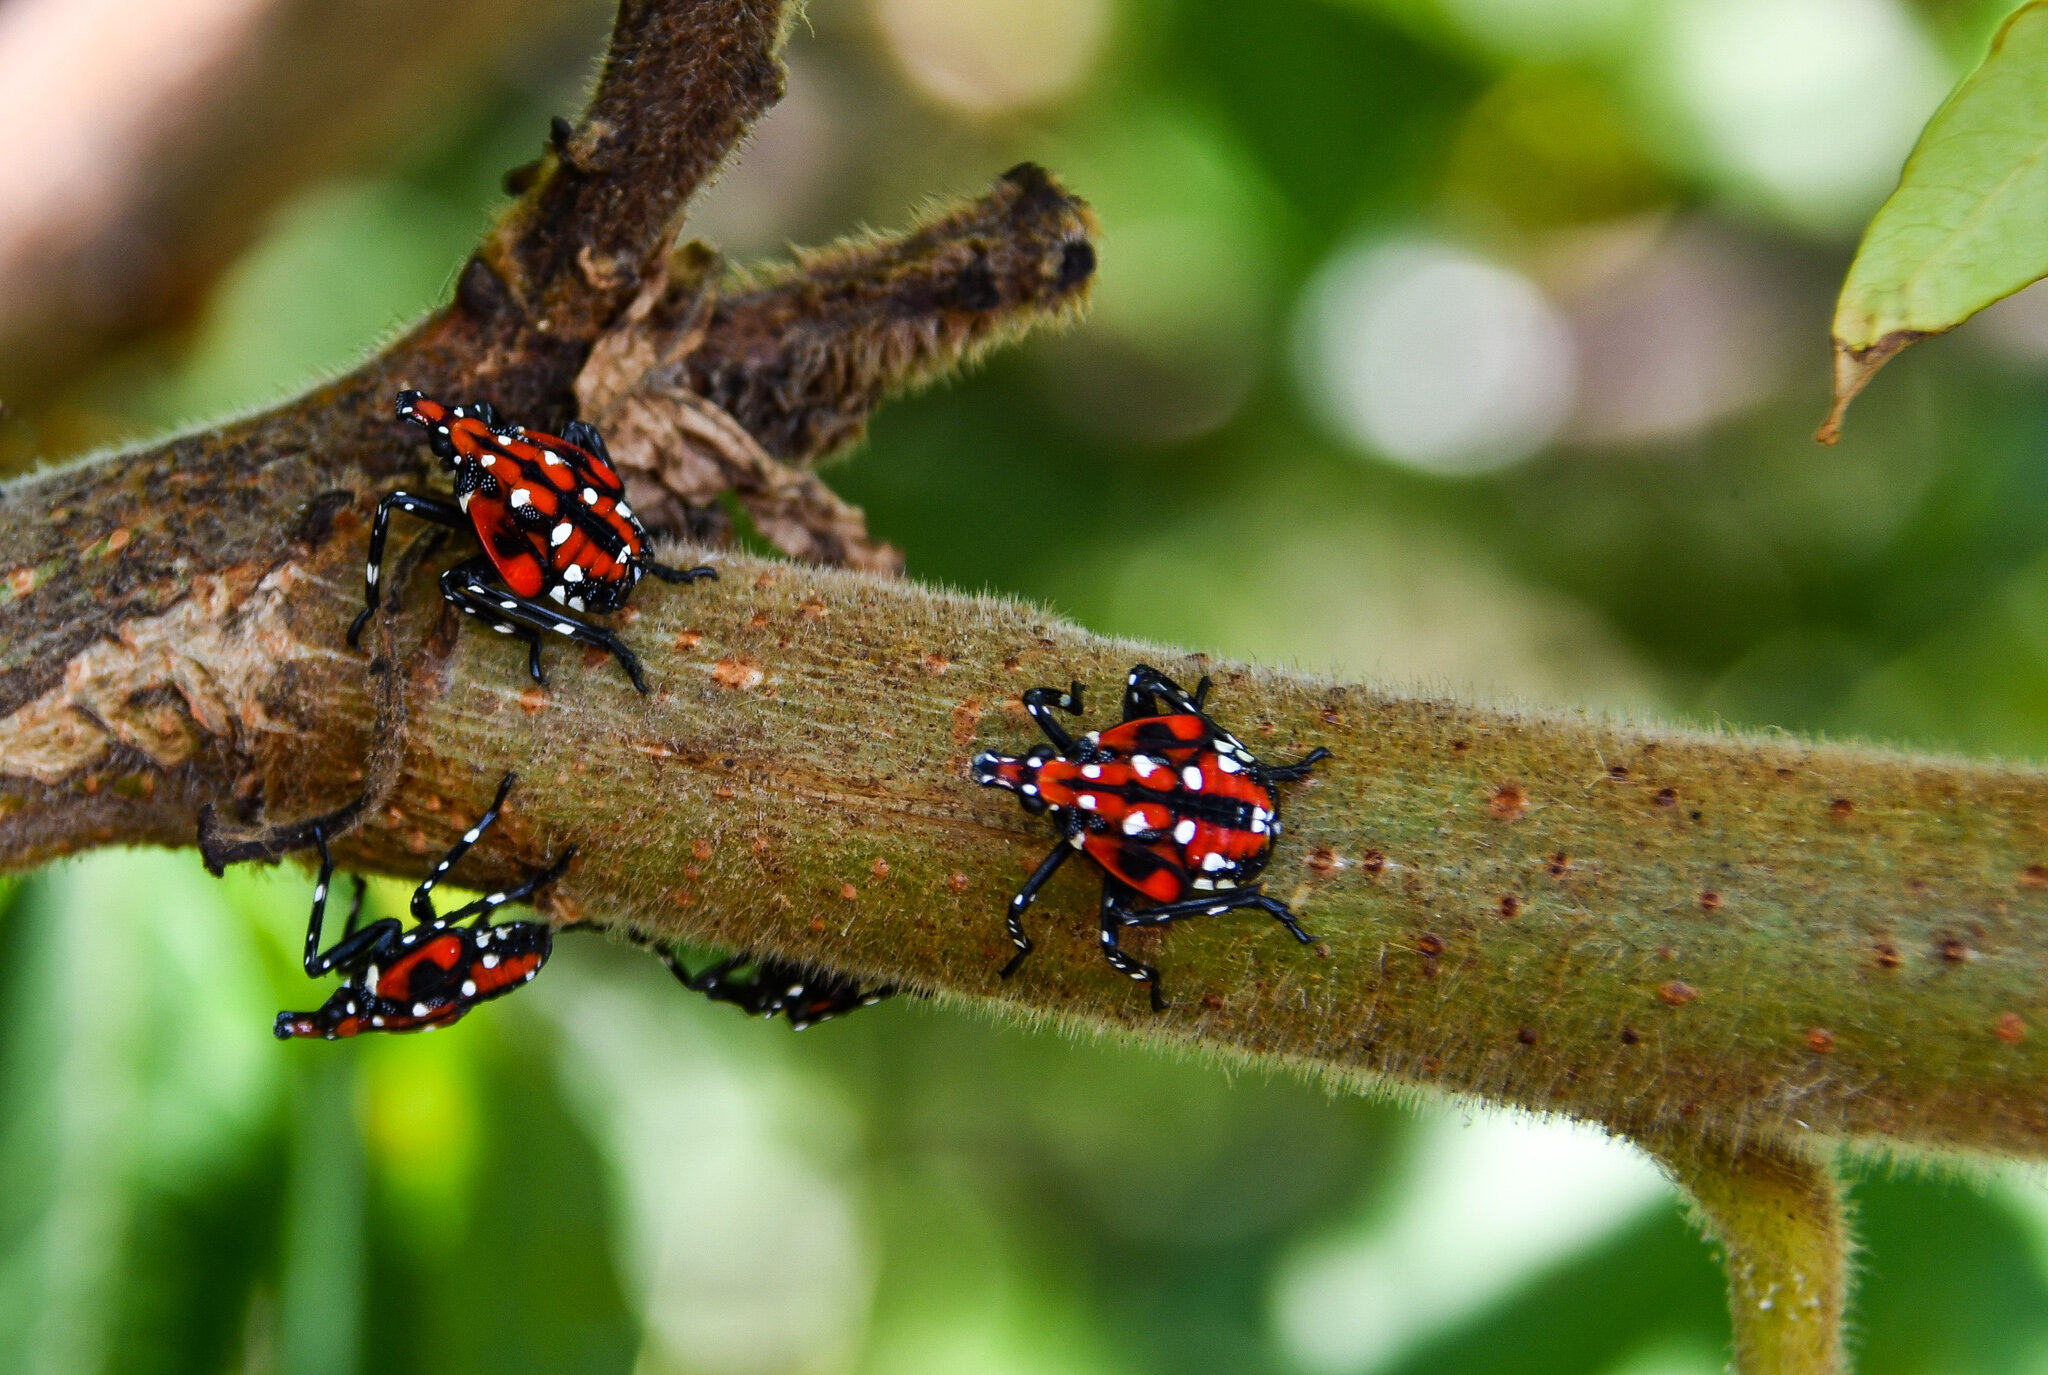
(10, 0), (2048, 1371)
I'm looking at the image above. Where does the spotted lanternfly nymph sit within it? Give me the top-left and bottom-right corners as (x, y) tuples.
(657, 951), (895, 1030)
(347, 391), (716, 692)
(274, 772), (572, 1040)
(972, 664), (1330, 1010)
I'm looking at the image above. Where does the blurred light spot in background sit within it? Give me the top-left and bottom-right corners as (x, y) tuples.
(1295, 240), (1576, 475)
(1602, 1337), (1728, 1375)
(1439, 0), (1639, 61)
(1087, 497), (1657, 711)
(683, 58), (847, 257)
(1034, 103), (1279, 444)
(869, 0), (1110, 114)
(545, 965), (874, 1375)
(1548, 216), (1797, 446)
(1640, 0), (1948, 233)
(1967, 277), (2048, 369)
(1270, 1110), (1672, 1373)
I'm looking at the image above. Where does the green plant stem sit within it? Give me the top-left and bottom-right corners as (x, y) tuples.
(1644, 1133), (1848, 1375)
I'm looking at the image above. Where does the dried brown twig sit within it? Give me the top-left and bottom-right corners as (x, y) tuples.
(0, 3), (2039, 1371)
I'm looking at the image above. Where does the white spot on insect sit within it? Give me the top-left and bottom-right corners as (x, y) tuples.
(1122, 812), (1149, 836)
(313, 883), (326, 903)
(365, 564), (379, 586)
(459, 492), (472, 512)
(1069, 833), (1086, 848)
(1081, 764), (1102, 779)
(1127, 672), (1139, 684)
(402, 932), (415, 944)
(461, 980), (478, 997)
(508, 487), (528, 507)
(1182, 766), (1205, 791)
(1077, 794), (1098, 810)
(493, 623), (514, 634)
(562, 564), (584, 583)
(437, 424), (450, 435)
(1059, 694), (1073, 708)
(1208, 905), (1228, 916)
(1251, 815), (1269, 834)
(554, 622), (576, 635)
(1131, 755), (1158, 778)
(616, 501), (634, 520)
(1193, 878), (1215, 890)
(481, 455), (496, 469)
(366, 965), (380, 992)
(581, 487), (599, 505)
(543, 452), (563, 466)
(523, 971), (535, 981)
(1216, 878), (1237, 889)
(1201, 851), (1229, 871)
(372, 1016), (386, 1027)
(498, 600), (517, 611)
(1083, 731), (1100, 745)
(1173, 819), (1197, 845)
(345, 1002), (357, 1015)
(481, 954), (500, 969)
(568, 596), (585, 612)
(1101, 930), (1113, 943)
(551, 522), (573, 546)
(1021, 783), (1039, 796)
(463, 828), (481, 843)
(1215, 753), (1242, 774)
(452, 407), (465, 417)
(486, 893), (506, 905)
(548, 585), (566, 604)
(413, 1002), (430, 1017)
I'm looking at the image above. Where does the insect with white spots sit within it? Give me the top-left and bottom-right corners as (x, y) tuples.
(347, 391), (716, 692)
(274, 772), (572, 1040)
(971, 664), (1329, 1010)
(657, 951), (895, 1029)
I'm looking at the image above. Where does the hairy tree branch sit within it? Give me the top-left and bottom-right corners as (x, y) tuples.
(0, 3), (2039, 1371)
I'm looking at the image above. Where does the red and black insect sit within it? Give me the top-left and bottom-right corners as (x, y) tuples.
(274, 773), (571, 1040)
(972, 664), (1329, 1010)
(347, 391), (716, 692)
(657, 951), (894, 1030)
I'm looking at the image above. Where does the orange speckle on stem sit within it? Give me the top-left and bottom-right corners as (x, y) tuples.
(1306, 846), (1340, 876)
(1488, 783), (1528, 820)
(1548, 851), (1571, 877)
(1658, 980), (1698, 1006)
(840, 882), (858, 901)
(1654, 787), (1678, 806)
(871, 858), (890, 879)
(1995, 1012), (2027, 1044)
(1607, 764), (1629, 781)
(947, 871), (970, 894)
(1516, 1027), (1538, 1045)
(674, 629), (702, 650)
(1830, 797), (1855, 818)
(2021, 864), (2048, 889)
(712, 657), (763, 690)
(753, 573), (776, 590)
(103, 528), (131, 555)
(406, 829), (430, 855)
(1939, 936), (1970, 964)
(692, 838), (715, 861)
(518, 686), (548, 716)
(923, 653), (950, 675)
(1805, 1027), (1835, 1053)
(797, 597), (827, 620)
(6, 566), (34, 596)
(809, 916), (826, 932)
(1874, 942), (1903, 970)
(1415, 932), (1445, 958)
(1360, 850), (1386, 875)
(1498, 894), (1521, 918)
(1698, 890), (1722, 913)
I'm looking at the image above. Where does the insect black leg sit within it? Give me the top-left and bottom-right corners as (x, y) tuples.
(999, 840), (1077, 979)
(434, 847), (577, 927)
(1097, 882), (1167, 1011)
(347, 492), (466, 648)
(1021, 682), (1086, 753)
(644, 559), (719, 584)
(1262, 747), (1332, 783)
(1122, 664), (1210, 721)
(301, 827), (402, 977)
(438, 558), (651, 692)
(1110, 888), (1319, 945)
(410, 771), (518, 923)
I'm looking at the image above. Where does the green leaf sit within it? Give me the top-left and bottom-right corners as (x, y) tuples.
(1823, 2), (2048, 443)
